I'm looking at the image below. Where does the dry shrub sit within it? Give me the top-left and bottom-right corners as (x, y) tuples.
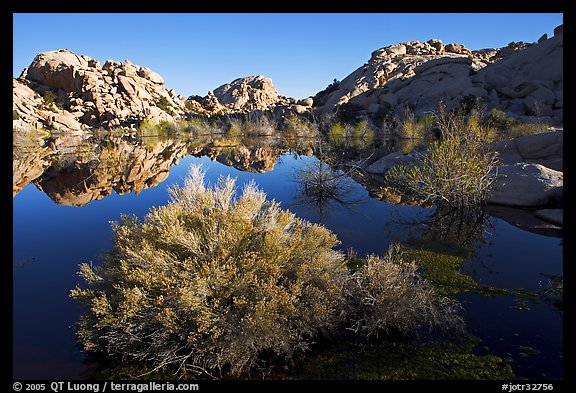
(71, 165), (349, 376)
(346, 245), (463, 339)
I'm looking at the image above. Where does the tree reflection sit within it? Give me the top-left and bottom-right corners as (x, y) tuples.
(292, 143), (364, 222)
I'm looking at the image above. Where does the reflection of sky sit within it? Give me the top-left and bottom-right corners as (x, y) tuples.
(13, 153), (563, 379)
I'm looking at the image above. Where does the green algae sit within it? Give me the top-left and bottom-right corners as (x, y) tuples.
(295, 336), (515, 380)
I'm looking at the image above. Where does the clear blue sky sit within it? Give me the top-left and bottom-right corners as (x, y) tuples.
(13, 13), (562, 99)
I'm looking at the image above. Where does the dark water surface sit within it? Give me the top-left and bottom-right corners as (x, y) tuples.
(13, 134), (562, 379)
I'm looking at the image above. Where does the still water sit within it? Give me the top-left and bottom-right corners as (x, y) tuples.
(13, 134), (562, 379)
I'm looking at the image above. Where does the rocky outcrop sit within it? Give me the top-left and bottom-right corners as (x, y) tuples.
(313, 39), (498, 115)
(13, 49), (187, 131)
(487, 163), (563, 207)
(186, 75), (304, 116)
(490, 129), (563, 170)
(316, 25), (563, 124)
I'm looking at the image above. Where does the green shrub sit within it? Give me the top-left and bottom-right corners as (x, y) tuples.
(327, 122), (346, 146)
(43, 90), (57, 106)
(13, 109), (20, 120)
(346, 245), (463, 338)
(226, 118), (243, 137)
(284, 114), (318, 138)
(71, 166), (349, 376)
(138, 119), (177, 137)
(154, 96), (172, 112)
(485, 108), (517, 131)
(387, 110), (499, 209)
(396, 109), (434, 139)
(508, 122), (548, 139)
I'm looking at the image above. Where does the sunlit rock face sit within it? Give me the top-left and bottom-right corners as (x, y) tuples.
(186, 75), (303, 117)
(314, 25), (563, 124)
(14, 49), (187, 131)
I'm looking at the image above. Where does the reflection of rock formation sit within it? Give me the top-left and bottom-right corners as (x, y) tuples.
(14, 133), (287, 207)
(208, 145), (282, 173)
(34, 136), (192, 206)
(13, 140), (54, 196)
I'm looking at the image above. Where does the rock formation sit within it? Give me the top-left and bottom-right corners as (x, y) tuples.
(13, 49), (187, 131)
(313, 39), (499, 115)
(186, 75), (304, 116)
(315, 25), (563, 124)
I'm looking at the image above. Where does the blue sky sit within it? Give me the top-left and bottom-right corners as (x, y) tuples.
(13, 13), (562, 99)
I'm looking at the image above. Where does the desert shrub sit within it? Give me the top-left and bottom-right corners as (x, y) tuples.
(154, 96), (172, 112)
(346, 245), (463, 339)
(138, 119), (177, 137)
(244, 113), (277, 136)
(396, 109), (434, 139)
(508, 122), (549, 139)
(13, 109), (20, 120)
(43, 90), (57, 105)
(71, 166), (349, 376)
(327, 122), (346, 146)
(226, 118), (243, 137)
(485, 108), (517, 131)
(183, 118), (212, 134)
(283, 114), (318, 138)
(386, 110), (499, 209)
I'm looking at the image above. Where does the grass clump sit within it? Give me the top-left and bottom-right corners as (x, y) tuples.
(283, 114), (318, 138)
(71, 165), (349, 377)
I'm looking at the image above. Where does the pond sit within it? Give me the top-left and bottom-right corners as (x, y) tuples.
(12, 132), (562, 379)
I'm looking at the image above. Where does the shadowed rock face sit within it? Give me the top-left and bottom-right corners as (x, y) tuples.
(14, 49), (187, 131)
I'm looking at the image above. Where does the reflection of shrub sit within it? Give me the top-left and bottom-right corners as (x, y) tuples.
(71, 166), (349, 376)
(350, 120), (374, 149)
(346, 245), (463, 339)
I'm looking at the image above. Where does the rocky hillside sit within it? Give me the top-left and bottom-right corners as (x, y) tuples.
(13, 49), (188, 131)
(313, 39), (501, 114)
(317, 25), (562, 123)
